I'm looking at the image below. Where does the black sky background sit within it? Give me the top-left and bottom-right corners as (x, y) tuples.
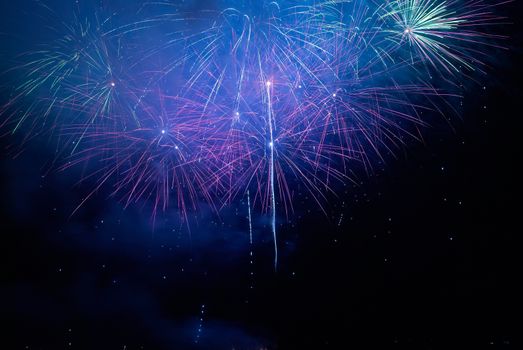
(1, 1), (521, 349)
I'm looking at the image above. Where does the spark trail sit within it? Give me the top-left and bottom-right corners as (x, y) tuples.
(265, 80), (277, 269)
(246, 190), (255, 296)
(247, 190), (253, 245)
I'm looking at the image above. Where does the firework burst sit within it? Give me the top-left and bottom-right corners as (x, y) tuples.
(377, 0), (509, 73)
(0, 4), (153, 153)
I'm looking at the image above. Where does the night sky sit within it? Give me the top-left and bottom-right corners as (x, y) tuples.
(1, 1), (521, 349)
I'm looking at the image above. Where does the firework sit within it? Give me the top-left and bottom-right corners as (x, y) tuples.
(0, 3), (153, 153)
(0, 0), (510, 267)
(377, 0), (509, 74)
(61, 93), (224, 225)
(140, 0), (449, 266)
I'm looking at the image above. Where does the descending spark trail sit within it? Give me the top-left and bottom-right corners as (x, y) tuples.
(195, 304), (206, 344)
(247, 190), (253, 245)
(265, 80), (278, 269)
(246, 190), (255, 297)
